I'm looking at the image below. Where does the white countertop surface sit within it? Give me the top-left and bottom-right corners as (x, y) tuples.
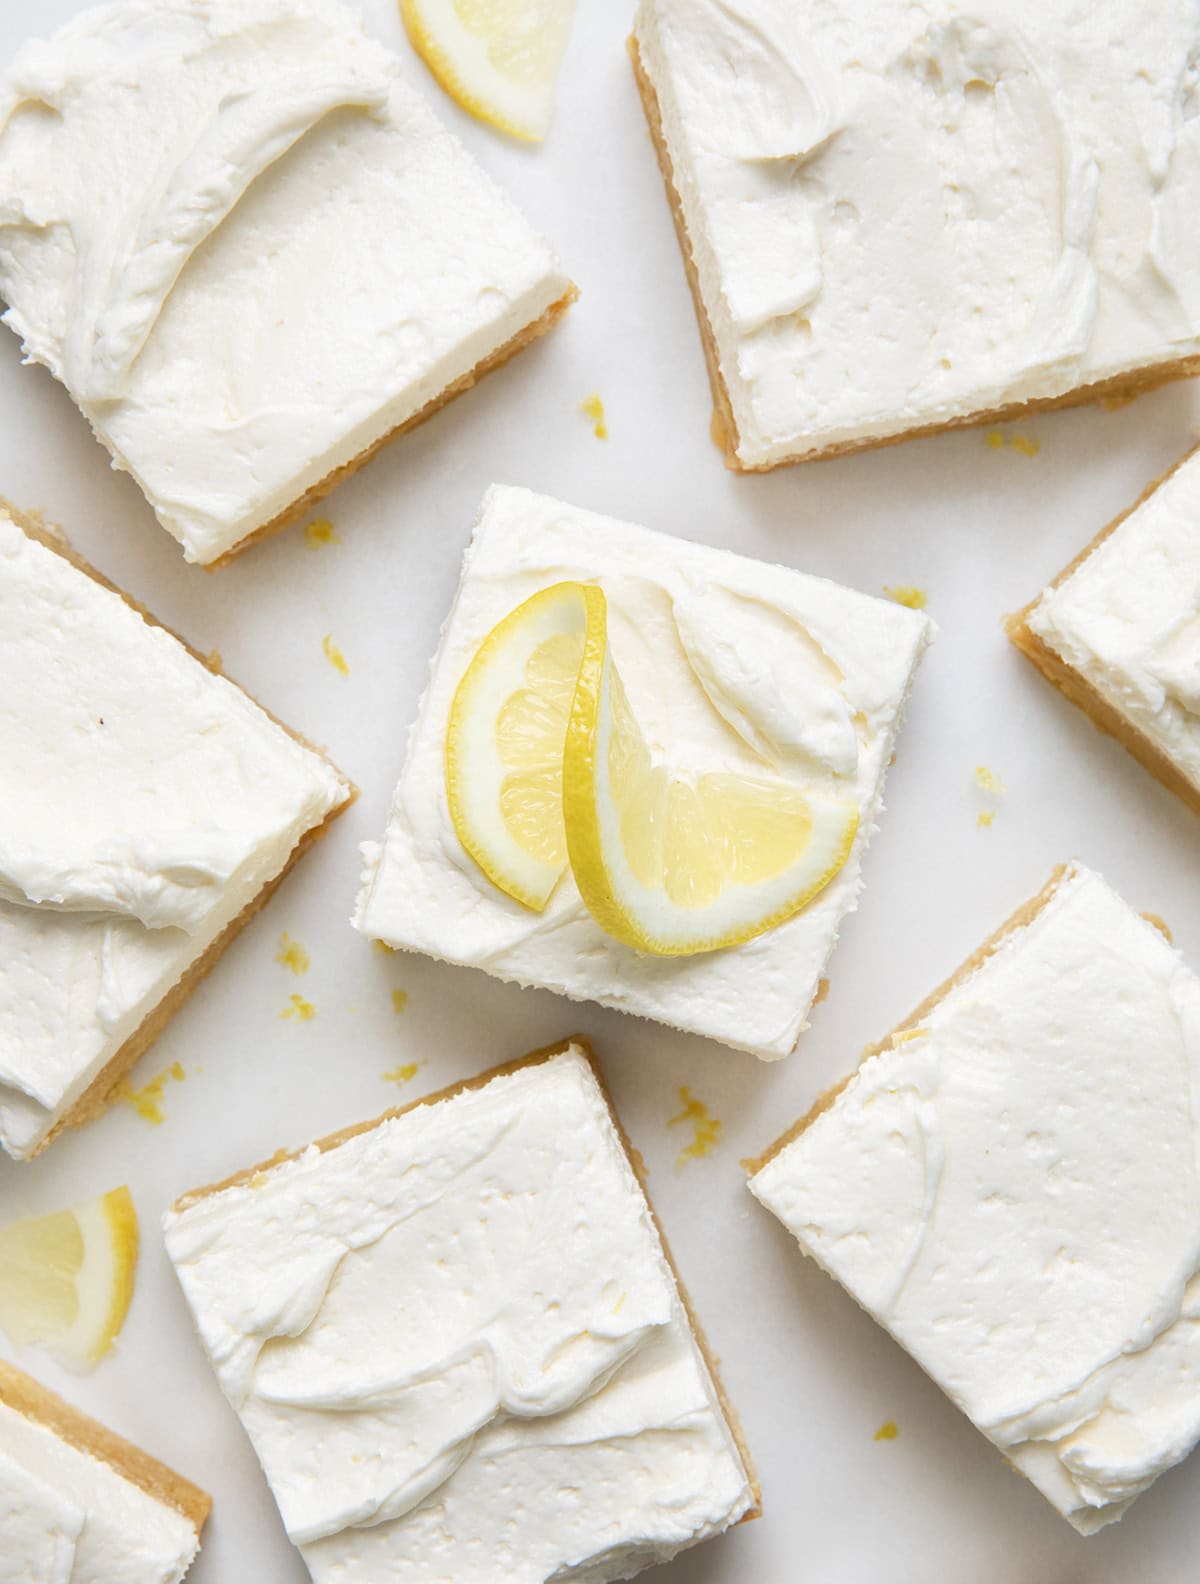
(2, 4), (1199, 1582)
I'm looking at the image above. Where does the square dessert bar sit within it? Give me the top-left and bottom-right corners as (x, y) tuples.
(164, 1042), (759, 1584)
(1008, 443), (1200, 819)
(0, 1360), (209, 1581)
(748, 862), (1200, 1533)
(0, 0), (574, 566)
(631, 0), (1200, 471)
(355, 484), (933, 1058)
(0, 507), (354, 1159)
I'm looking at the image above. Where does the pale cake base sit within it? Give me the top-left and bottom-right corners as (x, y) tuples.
(208, 287), (578, 569)
(173, 1036), (761, 1524)
(2, 503), (357, 1157)
(1006, 442), (1200, 823)
(744, 866), (1074, 1175)
(0, 1358), (211, 1536)
(629, 37), (1200, 475)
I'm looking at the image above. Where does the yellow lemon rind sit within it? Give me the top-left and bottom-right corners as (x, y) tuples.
(400, 0), (553, 143)
(563, 628), (860, 956)
(445, 581), (604, 912)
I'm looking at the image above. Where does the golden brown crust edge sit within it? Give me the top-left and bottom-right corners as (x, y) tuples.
(206, 286), (578, 569)
(0, 504), (357, 1156)
(171, 1037), (761, 1523)
(1005, 440), (1200, 823)
(629, 36), (743, 468)
(0, 1359), (211, 1534)
(629, 35), (1200, 474)
(743, 865), (1074, 1176)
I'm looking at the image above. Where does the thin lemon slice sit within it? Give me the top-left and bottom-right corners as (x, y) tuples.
(0, 1187), (138, 1371)
(400, 0), (576, 143)
(562, 599), (859, 956)
(446, 582), (604, 910)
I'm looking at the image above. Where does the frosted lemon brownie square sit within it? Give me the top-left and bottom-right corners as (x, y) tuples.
(631, 0), (1200, 471)
(0, 1359), (209, 1581)
(355, 484), (933, 1057)
(0, 508), (354, 1160)
(748, 862), (1200, 1533)
(0, 0), (574, 566)
(1008, 444), (1200, 819)
(164, 1042), (759, 1583)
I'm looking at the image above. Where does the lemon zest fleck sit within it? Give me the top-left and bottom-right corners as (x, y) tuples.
(275, 931), (310, 976)
(580, 393), (608, 440)
(974, 766), (1005, 796)
(280, 994), (316, 1022)
(883, 585), (928, 611)
(304, 517), (340, 548)
(114, 1062), (187, 1125)
(986, 429), (1039, 457)
(977, 810), (995, 828)
(391, 989), (409, 1015)
(383, 1063), (420, 1086)
(668, 1087), (721, 1168)
(322, 634), (350, 677)
(874, 1420), (899, 1442)
(372, 938), (395, 955)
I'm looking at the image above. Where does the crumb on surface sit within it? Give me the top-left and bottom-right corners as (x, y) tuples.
(1143, 912), (1174, 944)
(883, 584), (928, 610)
(383, 1062), (420, 1086)
(275, 931), (310, 976)
(280, 993), (316, 1022)
(580, 393), (608, 439)
(391, 989), (408, 1014)
(304, 517), (340, 548)
(874, 1420), (899, 1442)
(668, 1086), (721, 1168)
(113, 1061), (186, 1125)
(322, 634), (350, 676)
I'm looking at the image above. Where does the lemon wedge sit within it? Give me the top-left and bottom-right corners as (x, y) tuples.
(561, 592), (859, 955)
(446, 582), (604, 910)
(400, 0), (575, 143)
(0, 1188), (138, 1371)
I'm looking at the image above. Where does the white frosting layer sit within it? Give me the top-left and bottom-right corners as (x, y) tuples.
(353, 485), (932, 1058)
(750, 863), (1200, 1533)
(0, 0), (570, 563)
(1027, 447), (1200, 792)
(634, 0), (1200, 467)
(164, 1048), (754, 1582)
(0, 1399), (199, 1584)
(0, 514), (351, 1159)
